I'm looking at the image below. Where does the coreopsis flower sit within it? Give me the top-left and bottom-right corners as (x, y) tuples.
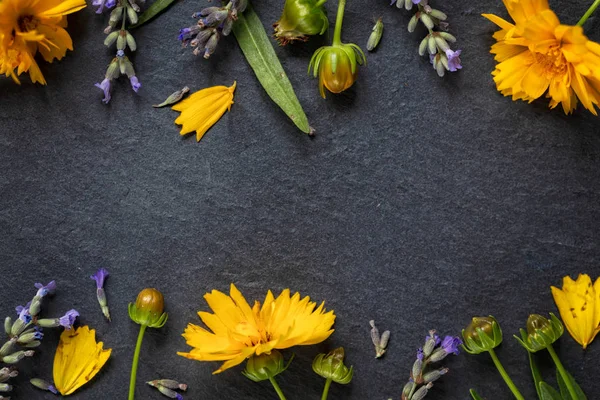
(551, 274), (600, 349)
(178, 283), (336, 373)
(482, 0), (600, 115)
(172, 82), (237, 142)
(53, 326), (112, 395)
(0, 0), (87, 84)
(273, 0), (329, 45)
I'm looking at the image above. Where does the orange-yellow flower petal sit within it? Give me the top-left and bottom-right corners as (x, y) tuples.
(178, 283), (335, 373)
(551, 274), (600, 349)
(53, 326), (112, 395)
(172, 82), (236, 142)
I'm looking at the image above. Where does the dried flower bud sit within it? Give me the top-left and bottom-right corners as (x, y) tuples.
(242, 350), (290, 382)
(147, 379), (187, 391)
(312, 348), (353, 384)
(273, 0), (329, 45)
(128, 288), (168, 328)
(462, 316), (503, 354)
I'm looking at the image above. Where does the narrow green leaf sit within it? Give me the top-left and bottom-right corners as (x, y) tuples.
(556, 369), (587, 400)
(539, 382), (563, 400)
(469, 389), (485, 400)
(232, 2), (312, 134)
(527, 347), (543, 400)
(130, 0), (177, 29)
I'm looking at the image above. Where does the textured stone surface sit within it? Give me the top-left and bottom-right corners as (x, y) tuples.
(1, 0), (600, 399)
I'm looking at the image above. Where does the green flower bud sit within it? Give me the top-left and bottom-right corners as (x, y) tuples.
(242, 351), (291, 382)
(462, 316), (503, 354)
(366, 18), (383, 52)
(128, 288), (168, 328)
(312, 347), (353, 384)
(30, 378), (58, 394)
(402, 381), (415, 399)
(273, 0), (329, 45)
(514, 313), (563, 353)
(4, 318), (11, 337)
(0, 383), (11, 392)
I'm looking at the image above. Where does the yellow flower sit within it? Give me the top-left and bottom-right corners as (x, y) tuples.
(551, 274), (600, 349)
(178, 283), (336, 374)
(172, 82), (236, 142)
(53, 326), (112, 395)
(0, 0), (86, 84)
(482, 0), (600, 115)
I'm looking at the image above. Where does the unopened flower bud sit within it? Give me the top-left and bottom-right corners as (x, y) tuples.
(204, 32), (220, 59)
(30, 378), (58, 394)
(439, 32), (456, 42)
(367, 18), (383, 52)
(3, 318), (10, 337)
(427, 36), (437, 55)
(17, 330), (43, 345)
(147, 379), (187, 391)
(243, 351), (289, 382)
(402, 381), (415, 398)
(407, 15), (418, 33)
(117, 32), (126, 50)
(514, 313), (563, 353)
(312, 347), (353, 384)
(420, 13), (434, 29)
(0, 383), (11, 392)
(109, 7), (123, 26)
(28, 299), (42, 317)
(423, 367), (448, 383)
(104, 31), (119, 47)
(462, 316), (503, 354)
(411, 358), (423, 380)
(273, 0), (329, 45)
(128, 288), (168, 328)
(433, 35), (449, 52)
(418, 36), (428, 56)
(0, 340), (16, 358)
(428, 9), (447, 21)
(2, 350), (33, 364)
(412, 382), (433, 400)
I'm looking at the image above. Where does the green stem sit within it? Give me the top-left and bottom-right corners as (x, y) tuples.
(577, 0), (600, 26)
(547, 344), (578, 400)
(315, 0), (327, 7)
(488, 349), (525, 400)
(321, 378), (332, 400)
(128, 324), (147, 400)
(332, 0), (346, 46)
(268, 376), (287, 400)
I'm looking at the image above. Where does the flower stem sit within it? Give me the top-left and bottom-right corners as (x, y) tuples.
(321, 378), (333, 400)
(268, 376), (287, 400)
(577, 0), (600, 26)
(547, 344), (578, 400)
(128, 324), (147, 400)
(487, 349), (525, 400)
(315, 0), (327, 6)
(332, 0), (347, 46)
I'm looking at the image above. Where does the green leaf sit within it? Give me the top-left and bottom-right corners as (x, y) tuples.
(556, 369), (587, 400)
(130, 0), (178, 29)
(527, 348), (544, 400)
(232, 2), (312, 134)
(469, 389), (485, 400)
(539, 382), (563, 400)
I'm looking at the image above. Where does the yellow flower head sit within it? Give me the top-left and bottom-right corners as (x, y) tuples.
(0, 0), (86, 84)
(53, 326), (112, 395)
(551, 274), (600, 349)
(172, 82), (236, 142)
(178, 283), (336, 374)
(309, 44), (365, 98)
(482, 0), (600, 115)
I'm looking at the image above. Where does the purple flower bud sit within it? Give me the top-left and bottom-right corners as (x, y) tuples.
(445, 49), (462, 72)
(425, 331), (441, 346)
(90, 268), (109, 289)
(95, 78), (112, 104)
(130, 76), (141, 92)
(117, 49), (125, 57)
(15, 302), (31, 316)
(34, 281), (56, 298)
(16, 306), (31, 323)
(59, 309), (79, 330)
(416, 348), (424, 361)
(412, 0), (421, 3)
(440, 335), (462, 355)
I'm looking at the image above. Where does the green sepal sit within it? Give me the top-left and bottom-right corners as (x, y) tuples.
(128, 302), (168, 328)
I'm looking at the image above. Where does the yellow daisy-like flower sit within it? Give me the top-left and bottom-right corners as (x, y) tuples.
(172, 82), (236, 142)
(178, 283), (336, 374)
(53, 326), (112, 395)
(482, 0), (600, 115)
(551, 274), (600, 349)
(0, 0), (86, 84)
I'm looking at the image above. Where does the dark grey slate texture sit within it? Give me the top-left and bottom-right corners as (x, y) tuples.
(1, 0), (600, 399)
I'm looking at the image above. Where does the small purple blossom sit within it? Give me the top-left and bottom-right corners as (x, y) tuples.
(91, 268), (109, 289)
(130, 76), (141, 93)
(16, 304), (31, 323)
(48, 385), (58, 395)
(440, 335), (462, 355)
(34, 280), (57, 298)
(59, 309), (79, 330)
(417, 348), (424, 361)
(15, 302), (31, 316)
(176, 394), (183, 400)
(445, 49), (462, 72)
(92, 0), (116, 14)
(117, 49), (125, 57)
(425, 331), (441, 346)
(95, 78), (112, 104)
(412, 0), (421, 3)
(179, 28), (192, 42)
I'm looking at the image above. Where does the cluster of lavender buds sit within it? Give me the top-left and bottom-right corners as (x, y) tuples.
(178, 0), (247, 59)
(147, 379), (188, 399)
(401, 330), (461, 400)
(94, 0), (143, 103)
(0, 281), (79, 398)
(390, 0), (462, 77)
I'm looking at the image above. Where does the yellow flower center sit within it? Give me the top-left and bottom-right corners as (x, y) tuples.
(532, 45), (567, 79)
(232, 321), (263, 345)
(18, 15), (39, 32)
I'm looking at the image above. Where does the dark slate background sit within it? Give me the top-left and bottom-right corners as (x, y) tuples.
(1, 0), (600, 399)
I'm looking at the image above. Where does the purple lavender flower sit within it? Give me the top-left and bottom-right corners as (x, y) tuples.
(95, 78), (112, 104)
(179, 28), (193, 42)
(417, 348), (424, 361)
(445, 49), (462, 72)
(16, 305), (31, 323)
(440, 335), (462, 355)
(92, 0), (116, 14)
(425, 331), (441, 346)
(412, 0), (421, 3)
(34, 281), (56, 297)
(91, 268), (109, 289)
(59, 309), (79, 330)
(130, 76), (141, 92)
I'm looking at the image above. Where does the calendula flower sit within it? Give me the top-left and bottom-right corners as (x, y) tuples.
(178, 283), (336, 373)
(172, 82), (237, 142)
(551, 274), (600, 349)
(53, 326), (112, 395)
(0, 0), (87, 84)
(482, 0), (600, 115)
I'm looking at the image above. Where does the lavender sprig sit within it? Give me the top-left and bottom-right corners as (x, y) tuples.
(178, 0), (247, 58)
(401, 330), (461, 400)
(390, 0), (462, 77)
(95, 0), (143, 103)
